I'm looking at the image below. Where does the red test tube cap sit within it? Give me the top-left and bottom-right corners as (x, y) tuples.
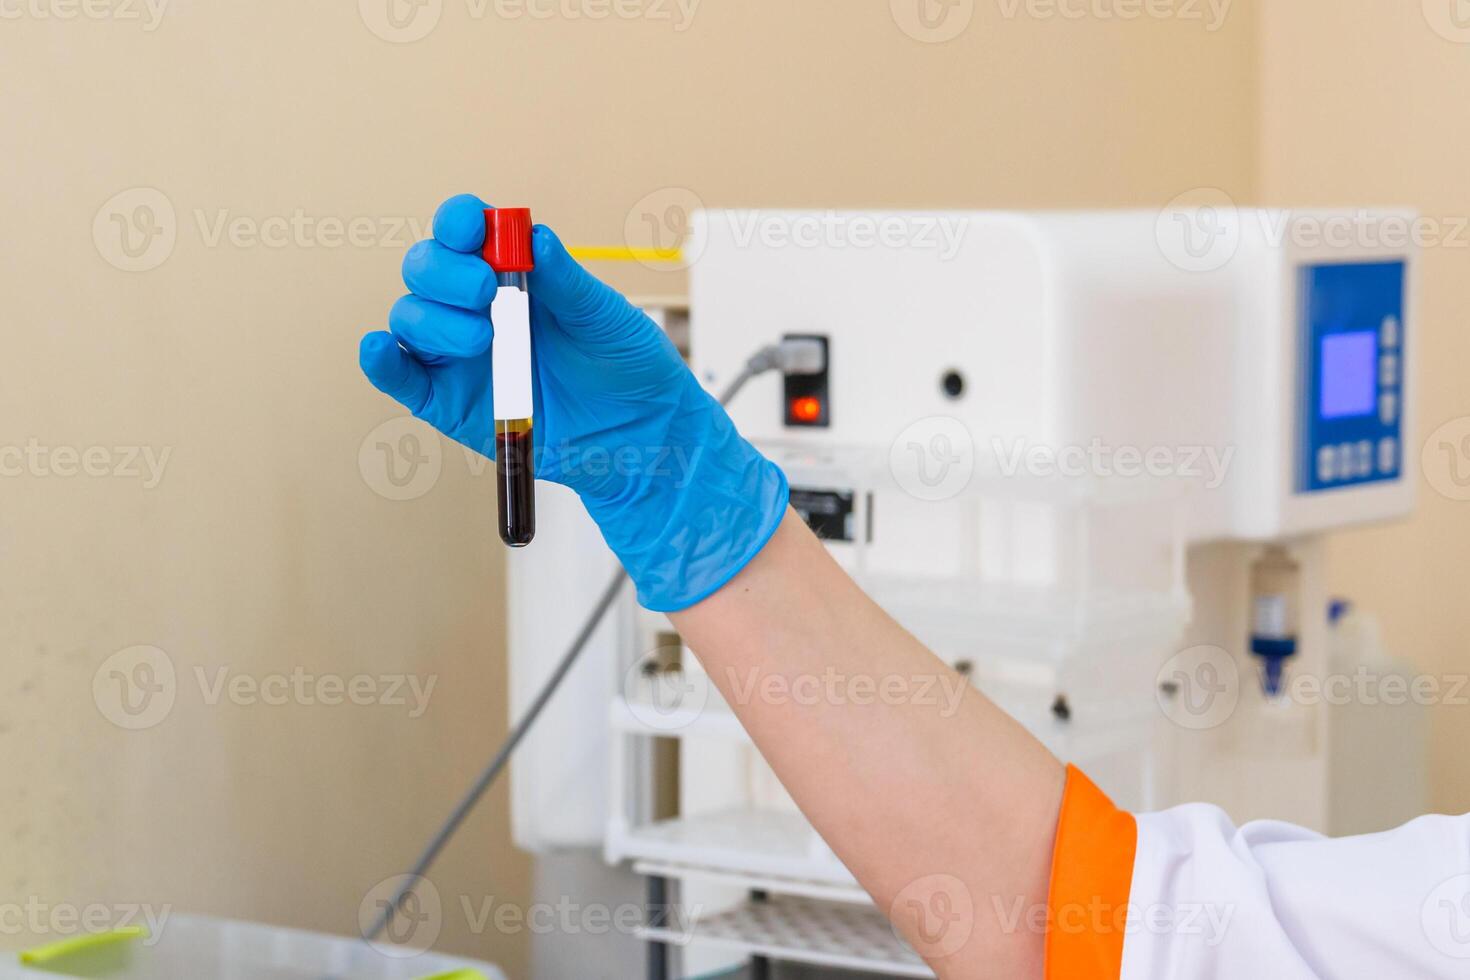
(483, 208), (535, 273)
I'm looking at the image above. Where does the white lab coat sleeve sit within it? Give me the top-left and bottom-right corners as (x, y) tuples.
(1120, 802), (1470, 979)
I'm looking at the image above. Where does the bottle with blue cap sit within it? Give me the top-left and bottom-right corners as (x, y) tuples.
(1250, 545), (1300, 697)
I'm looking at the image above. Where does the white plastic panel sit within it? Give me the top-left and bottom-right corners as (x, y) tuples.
(610, 807), (854, 886)
(641, 896), (932, 978)
(689, 210), (1052, 450)
(0, 914), (503, 980)
(689, 208), (1418, 543)
(632, 861), (870, 905)
(507, 482), (622, 851)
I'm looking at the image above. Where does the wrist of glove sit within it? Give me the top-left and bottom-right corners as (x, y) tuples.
(574, 380), (789, 613)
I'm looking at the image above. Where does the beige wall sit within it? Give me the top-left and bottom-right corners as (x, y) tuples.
(1257, 1), (1470, 815)
(1, 1), (1268, 974)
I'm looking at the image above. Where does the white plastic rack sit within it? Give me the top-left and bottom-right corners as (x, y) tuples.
(609, 440), (1192, 977)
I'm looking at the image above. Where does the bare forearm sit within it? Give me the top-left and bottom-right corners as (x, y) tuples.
(671, 510), (1066, 978)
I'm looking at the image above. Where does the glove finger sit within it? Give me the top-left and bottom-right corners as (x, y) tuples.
(433, 193), (491, 254)
(528, 224), (645, 337)
(359, 331), (431, 415)
(403, 239), (497, 310)
(389, 294), (493, 360)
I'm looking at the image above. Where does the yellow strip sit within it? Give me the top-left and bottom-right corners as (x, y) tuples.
(414, 970), (491, 980)
(567, 245), (684, 264)
(19, 926), (147, 965)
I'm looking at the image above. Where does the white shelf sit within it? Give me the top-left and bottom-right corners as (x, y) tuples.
(612, 688), (1157, 768)
(610, 808), (857, 887)
(640, 895), (933, 978)
(760, 438), (1194, 675)
(853, 572), (1191, 659)
(633, 859), (871, 905)
(610, 692), (748, 740)
(766, 440), (1192, 506)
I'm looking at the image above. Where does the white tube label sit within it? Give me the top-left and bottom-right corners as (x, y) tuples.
(491, 288), (534, 420)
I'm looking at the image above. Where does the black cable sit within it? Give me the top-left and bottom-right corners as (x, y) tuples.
(364, 568), (628, 942)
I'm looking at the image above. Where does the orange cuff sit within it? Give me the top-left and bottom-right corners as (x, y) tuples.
(1044, 765), (1138, 980)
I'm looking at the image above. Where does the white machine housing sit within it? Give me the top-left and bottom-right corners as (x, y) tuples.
(507, 208), (1422, 977)
(690, 208), (1417, 544)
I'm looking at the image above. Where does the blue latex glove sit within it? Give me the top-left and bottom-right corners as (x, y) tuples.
(359, 194), (788, 612)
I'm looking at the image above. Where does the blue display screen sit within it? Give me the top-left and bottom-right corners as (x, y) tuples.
(1320, 330), (1378, 419)
(1298, 260), (1405, 494)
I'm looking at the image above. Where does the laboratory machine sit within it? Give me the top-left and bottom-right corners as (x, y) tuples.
(506, 208), (1423, 977)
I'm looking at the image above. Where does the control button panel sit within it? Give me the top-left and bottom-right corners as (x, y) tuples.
(1298, 261), (1406, 493)
(1381, 315), (1400, 349)
(1380, 352), (1399, 387)
(1317, 445), (1337, 482)
(1378, 437), (1398, 474)
(1379, 392), (1399, 425)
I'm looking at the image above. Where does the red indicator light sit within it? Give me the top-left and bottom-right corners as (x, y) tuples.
(791, 396), (823, 423)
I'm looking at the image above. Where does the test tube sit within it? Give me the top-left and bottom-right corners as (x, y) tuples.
(483, 207), (536, 547)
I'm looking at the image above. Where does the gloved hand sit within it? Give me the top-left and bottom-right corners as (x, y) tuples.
(359, 193), (788, 612)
